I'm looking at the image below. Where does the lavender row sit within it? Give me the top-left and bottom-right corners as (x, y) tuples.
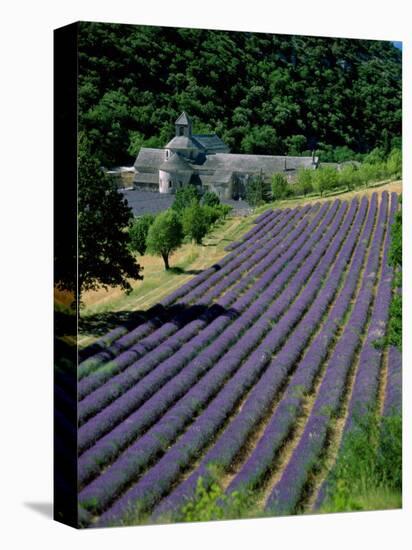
(265, 192), (387, 516)
(77, 202), (341, 494)
(344, 192), (397, 430)
(184, 208), (312, 306)
(78, 205), (314, 404)
(383, 345), (402, 416)
(150, 197), (366, 520)
(225, 209), (279, 250)
(79, 200), (347, 521)
(77, 201), (335, 455)
(177, 207), (304, 306)
(159, 207), (292, 307)
(78, 209), (287, 374)
(253, 208), (275, 225)
(78, 208), (296, 379)
(222, 195), (374, 500)
(313, 195), (397, 510)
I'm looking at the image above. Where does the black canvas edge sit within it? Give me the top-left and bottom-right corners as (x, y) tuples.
(53, 21), (79, 529)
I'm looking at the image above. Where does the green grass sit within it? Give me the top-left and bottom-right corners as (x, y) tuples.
(319, 411), (402, 513)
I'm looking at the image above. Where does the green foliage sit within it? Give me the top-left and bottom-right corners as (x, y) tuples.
(129, 214), (155, 255)
(271, 173), (290, 201)
(245, 173), (270, 207)
(338, 164), (360, 191)
(387, 198), (402, 350)
(202, 190), (221, 207)
(215, 203), (232, 219)
(146, 209), (184, 270)
(172, 186), (201, 213)
(78, 23), (401, 166)
(296, 167), (315, 196)
(386, 148), (402, 178)
(69, 136), (143, 297)
(364, 146), (386, 164)
(177, 476), (258, 523)
(322, 411), (402, 513)
(285, 134), (307, 155)
(181, 201), (210, 244)
(313, 166), (339, 196)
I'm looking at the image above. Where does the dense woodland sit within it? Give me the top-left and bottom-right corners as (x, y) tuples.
(78, 22), (402, 167)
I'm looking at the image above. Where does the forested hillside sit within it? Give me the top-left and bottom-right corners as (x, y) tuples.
(78, 23), (401, 167)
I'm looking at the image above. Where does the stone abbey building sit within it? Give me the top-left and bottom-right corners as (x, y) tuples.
(134, 112), (318, 199)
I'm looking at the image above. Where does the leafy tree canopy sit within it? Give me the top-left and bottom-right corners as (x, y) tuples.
(202, 191), (220, 207)
(76, 136), (143, 296)
(172, 185), (201, 213)
(129, 214), (155, 255)
(181, 201), (210, 244)
(146, 209), (184, 269)
(78, 24), (401, 167)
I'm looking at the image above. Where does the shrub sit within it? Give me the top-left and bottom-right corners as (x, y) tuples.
(172, 186), (201, 212)
(296, 167), (315, 196)
(386, 148), (402, 179)
(339, 164), (360, 191)
(271, 173), (289, 201)
(313, 166), (339, 196)
(129, 214), (155, 255)
(202, 191), (221, 207)
(182, 201), (210, 244)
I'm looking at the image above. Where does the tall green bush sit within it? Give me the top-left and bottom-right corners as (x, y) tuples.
(271, 173), (289, 201)
(129, 214), (155, 255)
(181, 201), (210, 244)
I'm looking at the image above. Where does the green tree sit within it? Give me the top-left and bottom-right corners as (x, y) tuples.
(146, 209), (184, 270)
(202, 191), (220, 207)
(296, 167), (314, 196)
(271, 173), (289, 201)
(78, 24), (401, 166)
(314, 166), (339, 196)
(172, 186), (201, 213)
(285, 134), (307, 155)
(339, 164), (360, 191)
(129, 214), (155, 255)
(182, 202), (210, 244)
(386, 148), (402, 179)
(74, 137), (143, 297)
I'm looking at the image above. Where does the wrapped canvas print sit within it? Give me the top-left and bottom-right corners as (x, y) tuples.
(53, 21), (402, 529)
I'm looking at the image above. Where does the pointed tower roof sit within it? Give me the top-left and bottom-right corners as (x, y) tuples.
(175, 111), (192, 125)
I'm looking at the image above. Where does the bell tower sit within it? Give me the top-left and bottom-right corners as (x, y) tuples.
(175, 111), (192, 138)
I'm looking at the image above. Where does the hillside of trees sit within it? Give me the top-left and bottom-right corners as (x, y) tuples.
(78, 22), (401, 167)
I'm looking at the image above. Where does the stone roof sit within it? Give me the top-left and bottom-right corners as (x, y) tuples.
(175, 111), (191, 125)
(199, 153), (316, 173)
(133, 172), (159, 184)
(134, 148), (165, 170)
(200, 171), (233, 184)
(193, 134), (230, 153)
(159, 153), (193, 172)
(165, 135), (204, 150)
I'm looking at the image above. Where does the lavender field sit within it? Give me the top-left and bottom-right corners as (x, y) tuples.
(77, 191), (401, 526)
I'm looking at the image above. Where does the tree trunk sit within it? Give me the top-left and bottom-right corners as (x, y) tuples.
(162, 253), (170, 270)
